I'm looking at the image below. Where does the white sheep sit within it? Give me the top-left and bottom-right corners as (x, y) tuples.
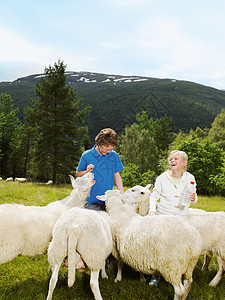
(46, 207), (113, 300)
(188, 211), (225, 286)
(114, 184), (153, 282)
(126, 195), (225, 287)
(5, 177), (13, 182)
(122, 184), (153, 216)
(15, 177), (27, 183)
(97, 190), (202, 300)
(188, 208), (206, 214)
(47, 180), (53, 185)
(0, 177), (2, 180)
(0, 172), (95, 264)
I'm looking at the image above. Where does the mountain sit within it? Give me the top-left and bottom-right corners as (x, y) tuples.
(0, 71), (225, 142)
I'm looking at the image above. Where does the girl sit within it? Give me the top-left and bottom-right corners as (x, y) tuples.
(148, 150), (197, 217)
(148, 150), (198, 286)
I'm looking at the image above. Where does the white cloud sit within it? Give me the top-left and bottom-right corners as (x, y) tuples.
(112, 0), (150, 7)
(0, 27), (98, 78)
(0, 27), (53, 63)
(136, 17), (225, 88)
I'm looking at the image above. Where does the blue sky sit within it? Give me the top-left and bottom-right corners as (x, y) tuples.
(1, 0), (225, 90)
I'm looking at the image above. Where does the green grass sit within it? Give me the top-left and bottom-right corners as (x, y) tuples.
(0, 181), (225, 299)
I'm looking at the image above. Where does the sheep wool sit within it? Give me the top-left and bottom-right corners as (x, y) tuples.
(46, 207), (113, 300)
(188, 211), (225, 287)
(15, 177), (27, 183)
(125, 187), (225, 288)
(0, 172), (95, 264)
(98, 190), (202, 300)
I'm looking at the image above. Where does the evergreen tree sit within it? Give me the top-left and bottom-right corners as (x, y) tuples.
(119, 123), (158, 174)
(20, 105), (37, 178)
(208, 108), (225, 150)
(169, 131), (225, 195)
(136, 111), (174, 153)
(0, 93), (23, 177)
(28, 60), (91, 183)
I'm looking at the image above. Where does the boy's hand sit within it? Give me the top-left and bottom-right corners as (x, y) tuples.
(87, 164), (94, 172)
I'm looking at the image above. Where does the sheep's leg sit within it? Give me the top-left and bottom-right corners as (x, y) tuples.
(101, 262), (108, 279)
(90, 270), (103, 300)
(202, 252), (213, 271)
(181, 278), (193, 300)
(67, 231), (79, 287)
(173, 282), (185, 300)
(46, 261), (62, 300)
(209, 256), (225, 287)
(114, 260), (123, 282)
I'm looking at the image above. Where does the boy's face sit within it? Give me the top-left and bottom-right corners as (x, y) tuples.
(98, 144), (115, 155)
(169, 152), (187, 170)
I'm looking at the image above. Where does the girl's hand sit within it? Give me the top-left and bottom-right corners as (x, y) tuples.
(148, 211), (157, 216)
(190, 192), (195, 202)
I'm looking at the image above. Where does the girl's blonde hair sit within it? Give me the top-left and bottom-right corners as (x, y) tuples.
(168, 150), (188, 172)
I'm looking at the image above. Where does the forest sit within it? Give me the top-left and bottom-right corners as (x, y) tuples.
(0, 60), (225, 196)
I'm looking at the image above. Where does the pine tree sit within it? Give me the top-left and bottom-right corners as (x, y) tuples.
(28, 60), (91, 183)
(208, 108), (225, 150)
(0, 93), (23, 177)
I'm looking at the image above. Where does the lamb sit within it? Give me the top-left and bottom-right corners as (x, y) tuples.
(188, 208), (206, 214)
(47, 180), (53, 185)
(46, 207), (113, 300)
(15, 177), (27, 183)
(0, 172), (95, 264)
(122, 184), (153, 216)
(187, 211), (225, 286)
(5, 177), (13, 182)
(114, 184), (153, 282)
(97, 190), (202, 300)
(125, 194), (225, 287)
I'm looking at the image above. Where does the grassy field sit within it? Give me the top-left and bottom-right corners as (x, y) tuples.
(0, 181), (225, 300)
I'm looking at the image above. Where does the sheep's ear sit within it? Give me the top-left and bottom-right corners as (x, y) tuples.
(90, 180), (95, 187)
(96, 195), (107, 201)
(69, 174), (76, 188)
(145, 184), (153, 190)
(106, 189), (120, 195)
(69, 174), (74, 181)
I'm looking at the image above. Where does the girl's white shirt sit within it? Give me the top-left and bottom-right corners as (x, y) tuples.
(149, 170), (198, 216)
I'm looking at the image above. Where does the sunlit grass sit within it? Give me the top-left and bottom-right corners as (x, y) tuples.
(0, 181), (72, 206)
(195, 195), (225, 212)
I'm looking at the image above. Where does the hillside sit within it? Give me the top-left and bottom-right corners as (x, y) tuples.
(1, 71), (225, 142)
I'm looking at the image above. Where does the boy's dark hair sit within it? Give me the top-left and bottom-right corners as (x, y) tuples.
(95, 128), (118, 147)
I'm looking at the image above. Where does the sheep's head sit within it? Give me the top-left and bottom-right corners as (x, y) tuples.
(97, 190), (123, 213)
(69, 172), (95, 191)
(122, 184), (153, 216)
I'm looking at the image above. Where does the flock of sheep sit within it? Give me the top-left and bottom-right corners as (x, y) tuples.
(1, 177), (53, 184)
(0, 173), (225, 300)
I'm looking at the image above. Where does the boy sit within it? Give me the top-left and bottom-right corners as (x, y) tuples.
(76, 128), (124, 210)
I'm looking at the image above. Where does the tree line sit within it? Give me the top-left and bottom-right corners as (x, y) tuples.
(0, 60), (225, 195)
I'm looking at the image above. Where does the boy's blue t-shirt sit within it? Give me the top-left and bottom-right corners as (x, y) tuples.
(77, 146), (124, 204)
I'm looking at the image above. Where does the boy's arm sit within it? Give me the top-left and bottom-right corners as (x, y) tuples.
(114, 172), (124, 194)
(76, 164), (94, 177)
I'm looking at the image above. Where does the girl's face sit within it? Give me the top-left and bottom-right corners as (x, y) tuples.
(169, 152), (187, 171)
